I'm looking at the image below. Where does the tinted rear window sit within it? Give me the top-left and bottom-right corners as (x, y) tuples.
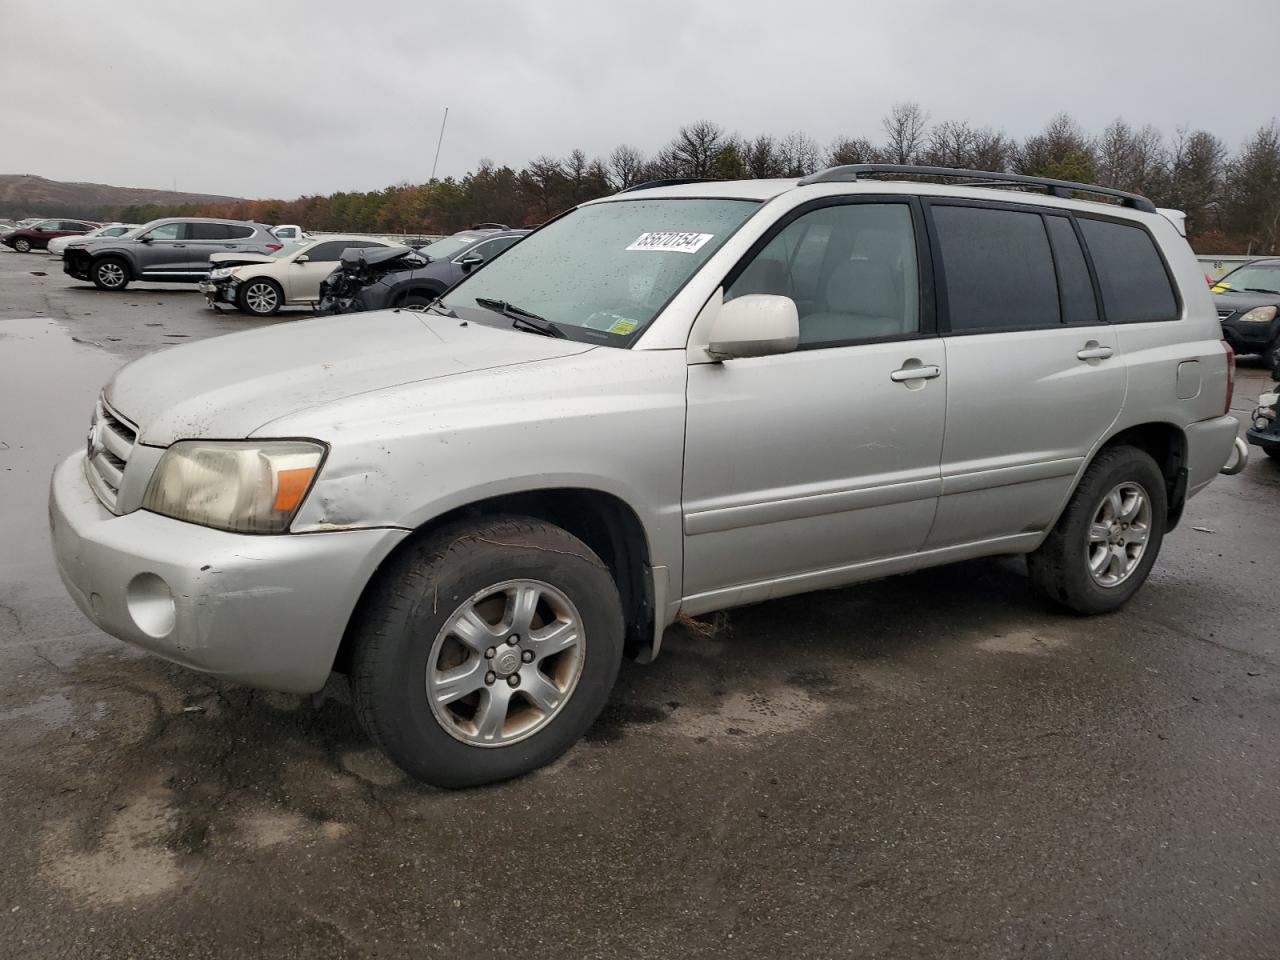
(932, 204), (1060, 332)
(226, 224), (256, 240)
(1078, 218), (1178, 322)
(1045, 216), (1099, 324)
(189, 223), (230, 240)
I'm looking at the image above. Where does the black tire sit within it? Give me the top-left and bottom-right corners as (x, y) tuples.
(349, 516), (624, 788)
(238, 277), (283, 316)
(399, 290), (440, 309)
(12, 237), (31, 253)
(1263, 337), (1280, 373)
(91, 257), (130, 291)
(1264, 445), (1280, 464)
(1027, 445), (1167, 615)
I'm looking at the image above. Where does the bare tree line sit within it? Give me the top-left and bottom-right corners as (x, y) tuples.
(116, 104), (1280, 253)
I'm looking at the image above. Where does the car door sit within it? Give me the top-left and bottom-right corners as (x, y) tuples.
(922, 200), (1126, 548)
(283, 241), (382, 303)
(136, 221), (191, 278)
(681, 198), (947, 610)
(185, 222), (245, 275)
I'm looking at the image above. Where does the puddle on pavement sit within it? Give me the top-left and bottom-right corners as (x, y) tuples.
(0, 318), (124, 643)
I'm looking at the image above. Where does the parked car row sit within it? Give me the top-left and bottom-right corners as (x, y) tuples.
(1, 217), (99, 252)
(48, 223), (140, 257)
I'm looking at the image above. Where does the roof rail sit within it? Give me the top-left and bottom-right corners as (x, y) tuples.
(796, 164), (1157, 213)
(619, 178), (723, 193)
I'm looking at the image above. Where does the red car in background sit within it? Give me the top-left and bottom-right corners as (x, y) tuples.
(1, 218), (98, 253)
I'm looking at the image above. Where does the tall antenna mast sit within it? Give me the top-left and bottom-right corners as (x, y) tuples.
(430, 107), (450, 182)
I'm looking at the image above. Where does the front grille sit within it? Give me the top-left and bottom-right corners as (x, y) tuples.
(86, 397), (138, 512)
(1218, 309), (1236, 322)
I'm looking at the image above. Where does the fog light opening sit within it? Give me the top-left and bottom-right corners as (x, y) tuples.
(126, 573), (176, 638)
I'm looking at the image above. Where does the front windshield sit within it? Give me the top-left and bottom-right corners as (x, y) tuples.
(420, 234), (483, 261)
(1216, 263), (1280, 295)
(440, 198), (760, 344)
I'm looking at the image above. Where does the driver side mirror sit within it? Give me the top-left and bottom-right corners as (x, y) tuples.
(707, 294), (799, 360)
(139, 235), (153, 243)
(294, 255), (309, 263)
(459, 254), (484, 272)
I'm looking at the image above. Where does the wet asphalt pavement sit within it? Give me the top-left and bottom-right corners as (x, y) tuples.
(0, 248), (1277, 959)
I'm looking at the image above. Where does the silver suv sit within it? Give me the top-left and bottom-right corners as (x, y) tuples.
(63, 217), (282, 290)
(49, 166), (1242, 787)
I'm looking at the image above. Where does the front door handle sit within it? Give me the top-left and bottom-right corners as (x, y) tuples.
(890, 363), (941, 383)
(1077, 342), (1113, 361)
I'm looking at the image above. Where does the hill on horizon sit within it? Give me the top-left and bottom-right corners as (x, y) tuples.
(0, 174), (244, 218)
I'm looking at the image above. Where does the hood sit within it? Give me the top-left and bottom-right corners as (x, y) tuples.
(106, 310), (595, 445)
(210, 251), (276, 268)
(1213, 290), (1280, 315)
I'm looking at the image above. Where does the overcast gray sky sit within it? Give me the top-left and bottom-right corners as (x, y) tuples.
(2, 0), (1276, 199)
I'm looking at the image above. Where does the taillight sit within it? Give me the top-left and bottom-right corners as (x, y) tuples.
(266, 243), (282, 252)
(1222, 339), (1235, 416)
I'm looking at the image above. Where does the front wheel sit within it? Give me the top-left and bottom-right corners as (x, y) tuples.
(239, 278), (283, 316)
(1027, 446), (1167, 614)
(350, 516), (624, 788)
(12, 237), (31, 253)
(92, 257), (130, 290)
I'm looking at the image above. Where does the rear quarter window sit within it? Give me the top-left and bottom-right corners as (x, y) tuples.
(226, 225), (256, 240)
(1077, 218), (1179, 323)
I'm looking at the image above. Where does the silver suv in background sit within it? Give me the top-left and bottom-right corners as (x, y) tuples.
(63, 217), (283, 290)
(49, 166), (1241, 788)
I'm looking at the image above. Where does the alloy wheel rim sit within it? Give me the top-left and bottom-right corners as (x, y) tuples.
(98, 263), (124, 287)
(426, 579), (585, 747)
(15, 239), (29, 252)
(1086, 481), (1151, 587)
(246, 283), (277, 313)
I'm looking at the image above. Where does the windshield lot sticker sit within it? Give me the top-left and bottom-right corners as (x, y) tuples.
(607, 318), (638, 335)
(626, 232), (714, 254)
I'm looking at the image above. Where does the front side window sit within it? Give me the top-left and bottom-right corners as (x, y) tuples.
(441, 198), (759, 344)
(726, 202), (920, 347)
(423, 234), (488, 262)
(465, 236), (521, 262)
(144, 222), (184, 241)
(1078, 218), (1178, 322)
(933, 204), (1060, 332)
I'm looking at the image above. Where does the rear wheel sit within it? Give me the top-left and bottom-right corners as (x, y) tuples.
(239, 278), (283, 316)
(1027, 446), (1167, 614)
(350, 516), (624, 788)
(12, 237), (31, 253)
(91, 257), (130, 290)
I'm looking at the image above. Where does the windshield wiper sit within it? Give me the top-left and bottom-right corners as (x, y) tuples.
(427, 298), (457, 318)
(474, 297), (567, 338)
(1240, 287), (1280, 295)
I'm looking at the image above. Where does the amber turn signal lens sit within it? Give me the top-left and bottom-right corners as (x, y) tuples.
(273, 467), (317, 512)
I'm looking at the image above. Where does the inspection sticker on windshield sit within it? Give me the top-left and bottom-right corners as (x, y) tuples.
(626, 232), (714, 254)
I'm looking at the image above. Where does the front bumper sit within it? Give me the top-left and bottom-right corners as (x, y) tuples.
(198, 277), (238, 309)
(1221, 320), (1276, 352)
(49, 452), (408, 693)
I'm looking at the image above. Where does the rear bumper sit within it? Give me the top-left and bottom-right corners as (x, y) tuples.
(1185, 415), (1242, 496)
(49, 452), (408, 693)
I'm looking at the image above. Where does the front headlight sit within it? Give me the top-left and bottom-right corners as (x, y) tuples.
(1238, 306), (1278, 323)
(209, 267), (236, 280)
(142, 440), (325, 534)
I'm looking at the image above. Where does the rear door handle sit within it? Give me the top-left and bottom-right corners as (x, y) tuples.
(890, 363), (941, 383)
(1077, 343), (1113, 361)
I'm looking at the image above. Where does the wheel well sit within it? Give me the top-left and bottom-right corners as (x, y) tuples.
(331, 488), (654, 674)
(393, 285), (444, 306)
(93, 254), (132, 277)
(1099, 422), (1188, 528)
